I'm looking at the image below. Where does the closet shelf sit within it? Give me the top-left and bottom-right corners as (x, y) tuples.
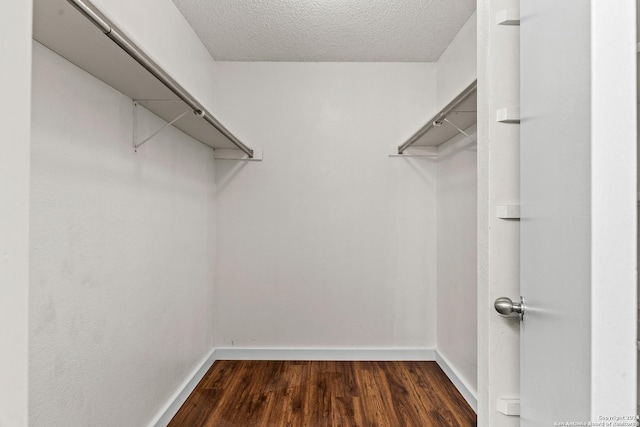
(397, 80), (477, 155)
(34, 0), (256, 158)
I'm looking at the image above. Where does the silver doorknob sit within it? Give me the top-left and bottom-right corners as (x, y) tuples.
(494, 296), (525, 319)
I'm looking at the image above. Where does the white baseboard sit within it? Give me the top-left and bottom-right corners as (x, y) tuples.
(150, 348), (217, 427)
(435, 351), (477, 413)
(215, 347), (436, 361)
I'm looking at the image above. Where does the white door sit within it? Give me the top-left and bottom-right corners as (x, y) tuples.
(519, 0), (637, 425)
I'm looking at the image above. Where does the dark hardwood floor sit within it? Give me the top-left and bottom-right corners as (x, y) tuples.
(169, 360), (476, 426)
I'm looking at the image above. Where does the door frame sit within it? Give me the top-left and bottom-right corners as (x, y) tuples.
(0, 1), (33, 426)
(589, 0), (637, 416)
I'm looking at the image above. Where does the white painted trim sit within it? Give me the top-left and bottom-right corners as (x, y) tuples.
(150, 349), (217, 427)
(148, 348), (478, 424)
(435, 351), (478, 413)
(215, 347), (437, 361)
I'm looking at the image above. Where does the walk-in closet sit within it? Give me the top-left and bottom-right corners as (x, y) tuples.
(27, 0), (479, 424)
(2, 0), (638, 426)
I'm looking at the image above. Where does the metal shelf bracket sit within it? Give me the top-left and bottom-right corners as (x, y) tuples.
(397, 80), (477, 154)
(68, 0), (255, 158)
(442, 118), (477, 143)
(133, 101), (194, 151)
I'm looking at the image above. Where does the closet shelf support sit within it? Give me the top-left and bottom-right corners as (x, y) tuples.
(442, 118), (477, 143)
(397, 80), (477, 154)
(67, 0), (255, 158)
(133, 104), (193, 151)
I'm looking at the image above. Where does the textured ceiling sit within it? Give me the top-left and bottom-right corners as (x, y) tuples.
(171, 0), (476, 62)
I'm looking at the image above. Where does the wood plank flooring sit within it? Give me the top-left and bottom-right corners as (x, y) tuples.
(169, 361), (476, 427)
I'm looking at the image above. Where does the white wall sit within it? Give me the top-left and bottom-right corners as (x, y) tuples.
(437, 12), (477, 109)
(212, 62), (438, 352)
(436, 128), (478, 399)
(0, 1), (32, 426)
(435, 11), (478, 406)
(29, 43), (217, 427)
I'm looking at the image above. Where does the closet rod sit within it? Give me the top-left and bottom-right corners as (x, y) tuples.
(67, 0), (254, 158)
(398, 80), (477, 154)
